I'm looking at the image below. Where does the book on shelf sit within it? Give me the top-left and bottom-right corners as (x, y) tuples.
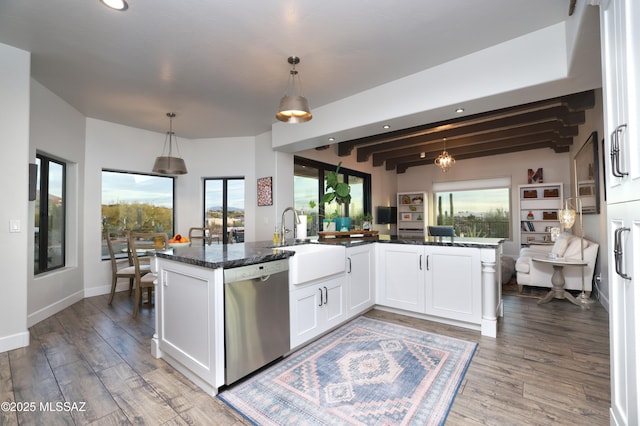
(521, 221), (535, 231)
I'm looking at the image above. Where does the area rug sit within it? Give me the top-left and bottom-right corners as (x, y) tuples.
(218, 316), (477, 426)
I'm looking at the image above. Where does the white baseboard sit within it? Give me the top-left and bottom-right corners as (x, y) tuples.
(0, 331), (30, 353)
(84, 282), (130, 298)
(27, 289), (84, 328)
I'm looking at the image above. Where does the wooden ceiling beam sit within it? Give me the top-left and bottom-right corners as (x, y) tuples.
(355, 107), (585, 162)
(371, 122), (579, 166)
(396, 141), (570, 173)
(338, 90), (594, 157)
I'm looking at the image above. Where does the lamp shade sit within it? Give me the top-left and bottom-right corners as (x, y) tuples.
(558, 208), (576, 229)
(152, 156), (187, 175)
(276, 95), (312, 123)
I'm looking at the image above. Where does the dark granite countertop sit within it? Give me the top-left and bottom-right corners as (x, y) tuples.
(155, 237), (503, 269)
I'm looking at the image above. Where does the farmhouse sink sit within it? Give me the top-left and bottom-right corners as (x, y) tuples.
(279, 244), (346, 285)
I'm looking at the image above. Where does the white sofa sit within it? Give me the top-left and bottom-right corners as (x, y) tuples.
(515, 233), (599, 294)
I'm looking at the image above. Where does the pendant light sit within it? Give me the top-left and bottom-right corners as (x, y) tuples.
(434, 137), (455, 173)
(152, 112), (188, 175)
(276, 56), (312, 123)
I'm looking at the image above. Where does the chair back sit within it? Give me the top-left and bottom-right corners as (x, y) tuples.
(128, 232), (168, 271)
(428, 226), (455, 237)
(105, 230), (132, 269)
(188, 227), (213, 245)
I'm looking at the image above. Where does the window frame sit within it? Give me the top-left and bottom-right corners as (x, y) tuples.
(203, 176), (245, 244)
(432, 177), (512, 240)
(294, 156), (372, 231)
(35, 153), (66, 274)
(101, 169), (176, 260)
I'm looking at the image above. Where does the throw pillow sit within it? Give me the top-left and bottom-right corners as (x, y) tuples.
(551, 232), (572, 257)
(564, 237), (588, 259)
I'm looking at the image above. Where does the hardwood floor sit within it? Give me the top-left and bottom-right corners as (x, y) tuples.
(0, 291), (610, 425)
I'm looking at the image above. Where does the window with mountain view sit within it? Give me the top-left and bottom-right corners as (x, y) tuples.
(204, 177), (245, 244)
(101, 170), (175, 259)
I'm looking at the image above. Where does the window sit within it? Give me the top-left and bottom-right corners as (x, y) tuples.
(294, 156), (371, 235)
(101, 170), (175, 259)
(204, 178), (245, 244)
(433, 178), (510, 239)
(34, 154), (66, 274)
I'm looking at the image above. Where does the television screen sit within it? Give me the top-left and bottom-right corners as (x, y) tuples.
(376, 206), (397, 224)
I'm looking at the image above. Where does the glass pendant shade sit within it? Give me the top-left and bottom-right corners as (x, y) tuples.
(558, 208), (576, 229)
(152, 112), (187, 175)
(276, 56), (312, 123)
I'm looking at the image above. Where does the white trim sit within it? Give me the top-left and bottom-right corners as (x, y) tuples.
(0, 331), (30, 353)
(27, 290), (84, 328)
(432, 176), (512, 192)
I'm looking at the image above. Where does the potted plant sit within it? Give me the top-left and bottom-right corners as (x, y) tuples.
(362, 213), (373, 230)
(322, 162), (352, 231)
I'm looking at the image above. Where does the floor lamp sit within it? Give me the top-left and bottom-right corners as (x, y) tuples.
(558, 197), (594, 305)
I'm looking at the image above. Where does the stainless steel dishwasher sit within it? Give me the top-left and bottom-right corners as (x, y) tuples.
(223, 259), (290, 385)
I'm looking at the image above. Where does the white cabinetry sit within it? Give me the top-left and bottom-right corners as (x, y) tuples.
(600, 0), (640, 423)
(376, 242), (500, 337)
(154, 258), (225, 395)
(601, 0), (640, 204)
(397, 192), (427, 239)
(425, 246), (481, 325)
(518, 183), (563, 245)
(289, 274), (346, 350)
(346, 244), (374, 317)
(376, 243), (425, 312)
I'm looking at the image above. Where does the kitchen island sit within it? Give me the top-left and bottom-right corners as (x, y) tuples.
(150, 237), (503, 395)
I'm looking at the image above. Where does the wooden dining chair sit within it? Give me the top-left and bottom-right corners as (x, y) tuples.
(105, 230), (151, 305)
(128, 231), (168, 318)
(188, 226), (213, 245)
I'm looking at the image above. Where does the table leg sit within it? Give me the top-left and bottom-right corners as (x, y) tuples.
(538, 264), (581, 306)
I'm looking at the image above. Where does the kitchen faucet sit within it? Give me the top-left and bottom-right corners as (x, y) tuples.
(280, 207), (300, 245)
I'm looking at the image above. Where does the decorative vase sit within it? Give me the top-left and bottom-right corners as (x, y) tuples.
(334, 216), (351, 232)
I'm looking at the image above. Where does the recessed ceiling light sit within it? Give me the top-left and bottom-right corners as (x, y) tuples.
(100, 0), (128, 11)
(420, 152), (426, 159)
(328, 137), (335, 142)
(455, 108), (464, 113)
(383, 124), (391, 129)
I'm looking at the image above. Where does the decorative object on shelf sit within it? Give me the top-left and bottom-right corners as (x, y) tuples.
(527, 168), (543, 183)
(523, 190), (537, 198)
(409, 205), (417, 211)
(257, 176), (273, 206)
(550, 227), (561, 242)
(434, 137), (455, 173)
(558, 197), (593, 305)
(322, 162), (351, 231)
(276, 56), (312, 123)
(543, 188), (559, 198)
(361, 213), (372, 231)
(543, 211), (558, 220)
(527, 211), (534, 220)
(152, 112), (188, 175)
(412, 196), (423, 204)
(401, 195), (410, 204)
(401, 213), (412, 221)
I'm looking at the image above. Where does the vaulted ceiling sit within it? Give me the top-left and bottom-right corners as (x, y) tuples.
(336, 90), (596, 173)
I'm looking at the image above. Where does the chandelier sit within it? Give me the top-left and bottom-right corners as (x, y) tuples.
(434, 138), (455, 173)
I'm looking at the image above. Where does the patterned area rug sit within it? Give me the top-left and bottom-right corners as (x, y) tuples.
(218, 316), (477, 426)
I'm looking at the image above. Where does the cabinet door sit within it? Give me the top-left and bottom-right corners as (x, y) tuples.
(608, 202), (639, 425)
(425, 246), (481, 324)
(289, 284), (322, 349)
(346, 245), (374, 317)
(378, 244), (425, 312)
(322, 275), (346, 330)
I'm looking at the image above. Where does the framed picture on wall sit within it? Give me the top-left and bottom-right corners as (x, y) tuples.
(257, 177), (273, 206)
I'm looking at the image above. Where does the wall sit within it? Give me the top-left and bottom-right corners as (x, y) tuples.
(83, 118), (260, 296)
(0, 43), (30, 352)
(27, 80), (86, 326)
